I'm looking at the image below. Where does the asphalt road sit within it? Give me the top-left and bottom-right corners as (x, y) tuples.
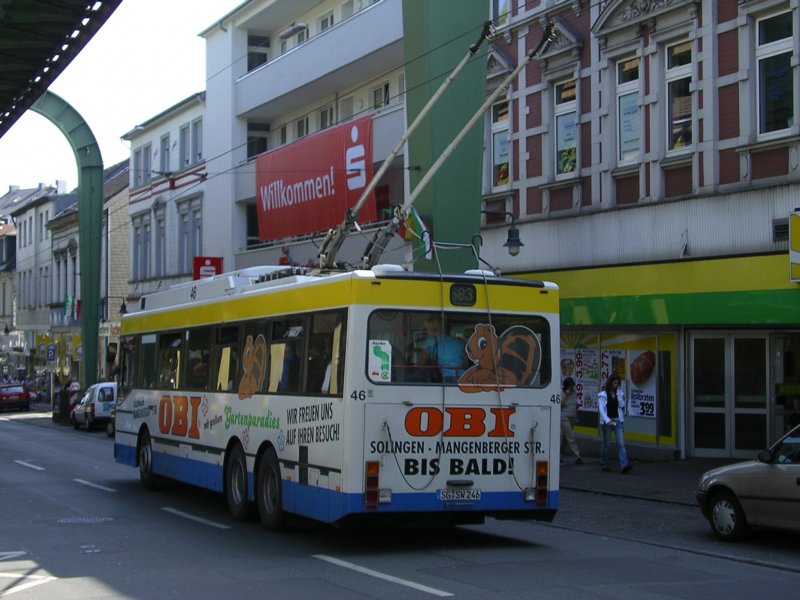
(2, 408), (799, 599)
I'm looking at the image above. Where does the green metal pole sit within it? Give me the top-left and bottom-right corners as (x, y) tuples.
(31, 91), (103, 388)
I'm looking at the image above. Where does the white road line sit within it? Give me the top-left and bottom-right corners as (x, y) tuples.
(0, 573), (56, 597)
(313, 554), (453, 597)
(74, 479), (116, 493)
(13, 460), (44, 471)
(161, 507), (232, 530)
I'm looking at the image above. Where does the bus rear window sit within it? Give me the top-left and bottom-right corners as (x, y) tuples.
(366, 310), (550, 387)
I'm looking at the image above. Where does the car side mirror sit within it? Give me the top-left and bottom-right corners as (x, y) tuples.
(757, 449), (772, 463)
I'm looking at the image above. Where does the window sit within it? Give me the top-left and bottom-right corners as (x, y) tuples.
(666, 41), (692, 151)
(319, 11), (334, 32)
(159, 135), (170, 174)
(212, 326), (241, 392)
(554, 80), (577, 175)
(756, 11), (794, 135)
(143, 143), (152, 183)
(178, 199), (202, 273)
(179, 125), (190, 168)
(247, 122), (270, 159)
(297, 27), (308, 44)
(295, 116), (309, 139)
(154, 207), (166, 277)
(366, 309), (550, 386)
(491, 0), (510, 28)
(191, 119), (203, 163)
(342, 1), (354, 20)
(133, 148), (142, 186)
(372, 82), (390, 109)
(158, 332), (183, 390)
(491, 100), (510, 187)
(339, 96), (354, 120)
(185, 327), (211, 391)
(319, 105), (334, 130)
(617, 57), (641, 162)
(247, 34), (269, 71)
(132, 214), (151, 281)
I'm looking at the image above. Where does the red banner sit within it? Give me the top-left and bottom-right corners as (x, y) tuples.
(255, 115), (375, 241)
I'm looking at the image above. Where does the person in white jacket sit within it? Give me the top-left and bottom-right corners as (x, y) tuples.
(597, 373), (631, 473)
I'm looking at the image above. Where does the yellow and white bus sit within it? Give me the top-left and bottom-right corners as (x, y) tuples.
(114, 265), (560, 529)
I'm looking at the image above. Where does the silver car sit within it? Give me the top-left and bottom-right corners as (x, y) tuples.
(696, 424), (800, 541)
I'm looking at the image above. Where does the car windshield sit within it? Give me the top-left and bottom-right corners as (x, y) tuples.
(2, 386), (24, 394)
(772, 426), (800, 463)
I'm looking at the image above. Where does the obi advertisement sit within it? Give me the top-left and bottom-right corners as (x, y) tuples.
(255, 115), (376, 241)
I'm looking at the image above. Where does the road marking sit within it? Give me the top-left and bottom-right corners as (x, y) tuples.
(74, 479), (116, 492)
(161, 507), (231, 530)
(313, 554), (453, 597)
(0, 572), (56, 597)
(13, 460), (44, 471)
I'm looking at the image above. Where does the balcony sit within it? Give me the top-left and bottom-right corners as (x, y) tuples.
(235, 0), (403, 121)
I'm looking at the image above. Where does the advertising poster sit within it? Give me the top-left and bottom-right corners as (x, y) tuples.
(600, 349), (626, 389)
(628, 350), (657, 418)
(577, 347), (599, 411)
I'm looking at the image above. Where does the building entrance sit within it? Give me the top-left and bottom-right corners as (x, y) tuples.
(690, 333), (768, 458)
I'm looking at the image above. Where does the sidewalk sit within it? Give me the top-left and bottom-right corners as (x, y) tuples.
(558, 455), (740, 506)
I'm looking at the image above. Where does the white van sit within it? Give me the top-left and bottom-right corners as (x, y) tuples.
(70, 382), (117, 431)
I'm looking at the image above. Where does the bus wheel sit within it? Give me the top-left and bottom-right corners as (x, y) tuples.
(256, 447), (284, 531)
(225, 443), (253, 520)
(138, 429), (157, 490)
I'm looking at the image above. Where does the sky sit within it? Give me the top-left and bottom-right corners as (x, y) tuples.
(0, 0), (244, 195)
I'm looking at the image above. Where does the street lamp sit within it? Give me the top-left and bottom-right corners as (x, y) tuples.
(480, 210), (524, 257)
(101, 297), (128, 321)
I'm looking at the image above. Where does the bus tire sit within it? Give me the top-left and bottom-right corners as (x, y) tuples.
(225, 443), (253, 520)
(256, 447), (284, 531)
(138, 429), (158, 490)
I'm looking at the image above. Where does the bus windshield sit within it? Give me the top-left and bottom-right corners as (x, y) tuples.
(367, 309), (550, 387)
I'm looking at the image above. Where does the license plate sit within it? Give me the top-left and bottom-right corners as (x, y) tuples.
(439, 488), (481, 502)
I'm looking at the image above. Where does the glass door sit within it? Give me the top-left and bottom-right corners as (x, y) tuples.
(690, 333), (768, 458)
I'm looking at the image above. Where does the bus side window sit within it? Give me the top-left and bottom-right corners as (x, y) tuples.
(271, 342), (299, 393)
(213, 326), (241, 392)
(157, 333), (183, 390)
(185, 327), (212, 391)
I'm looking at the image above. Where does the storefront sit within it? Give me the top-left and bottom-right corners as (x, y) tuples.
(524, 252), (800, 459)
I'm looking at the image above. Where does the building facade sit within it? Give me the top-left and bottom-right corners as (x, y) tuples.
(119, 0), (799, 459)
(122, 93), (207, 298)
(474, 0), (800, 459)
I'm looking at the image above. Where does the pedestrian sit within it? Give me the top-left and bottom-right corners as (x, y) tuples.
(598, 373), (632, 473)
(560, 377), (583, 464)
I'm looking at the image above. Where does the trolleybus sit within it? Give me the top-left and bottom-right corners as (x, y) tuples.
(114, 264), (560, 529)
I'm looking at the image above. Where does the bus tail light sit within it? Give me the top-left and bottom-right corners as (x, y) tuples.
(535, 461), (548, 506)
(365, 461), (380, 509)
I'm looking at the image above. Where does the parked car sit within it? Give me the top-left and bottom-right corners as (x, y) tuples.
(0, 383), (30, 412)
(696, 424), (800, 541)
(70, 382), (117, 431)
